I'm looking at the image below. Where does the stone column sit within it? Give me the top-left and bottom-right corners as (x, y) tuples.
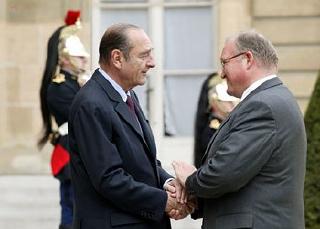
(148, 0), (165, 150)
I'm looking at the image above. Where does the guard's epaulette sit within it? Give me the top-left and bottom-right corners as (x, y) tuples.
(52, 73), (65, 84)
(209, 118), (221, 129)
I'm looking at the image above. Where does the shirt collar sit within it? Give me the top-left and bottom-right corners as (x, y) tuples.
(240, 74), (277, 101)
(98, 68), (130, 102)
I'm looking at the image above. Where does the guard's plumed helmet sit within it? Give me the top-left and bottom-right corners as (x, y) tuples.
(58, 13), (89, 61)
(208, 74), (239, 120)
(56, 11), (89, 77)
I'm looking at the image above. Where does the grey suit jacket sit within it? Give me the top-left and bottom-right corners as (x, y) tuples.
(186, 77), (306, 229)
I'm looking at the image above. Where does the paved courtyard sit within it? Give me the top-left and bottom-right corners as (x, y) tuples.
(0, 137), (202, 229)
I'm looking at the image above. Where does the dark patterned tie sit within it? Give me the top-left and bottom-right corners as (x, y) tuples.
(126, 95), (136, 115)
(126, 95), (143, 134)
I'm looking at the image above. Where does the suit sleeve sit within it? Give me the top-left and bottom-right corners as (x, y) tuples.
(71, 101), (167, 221)
(186, 100), (277, 198)
(156, 160), (174, 187)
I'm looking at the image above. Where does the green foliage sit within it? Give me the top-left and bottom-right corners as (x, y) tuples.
(304, 70), (320, 229)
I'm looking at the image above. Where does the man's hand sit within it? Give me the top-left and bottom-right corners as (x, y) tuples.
(172, 161), (197, 187)
(165, 192), (192, 220)
(164, 179), (188, 203)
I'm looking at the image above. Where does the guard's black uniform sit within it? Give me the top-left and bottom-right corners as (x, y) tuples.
(194, 73), (222, 168)
(47, 70), (80, 180)
(47, 70), (80, 227)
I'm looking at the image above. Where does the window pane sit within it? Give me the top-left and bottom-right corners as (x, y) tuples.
(100, 9), (148, 34)
(164, 74), (208, 136)
(164, 7), (213, 70)
(100, 9), (149, 115)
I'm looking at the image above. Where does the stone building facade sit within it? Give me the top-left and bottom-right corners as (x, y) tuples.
(0, 0), (91, 174)
(0, 0), (319, 174)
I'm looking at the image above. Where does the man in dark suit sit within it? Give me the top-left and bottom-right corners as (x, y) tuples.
(173, 30), (307, 229)
(69, 23), (189, 229)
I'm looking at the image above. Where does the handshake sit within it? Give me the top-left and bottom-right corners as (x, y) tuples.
(164, 161), (197, 220)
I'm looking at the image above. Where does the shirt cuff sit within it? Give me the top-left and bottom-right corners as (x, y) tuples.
(163, 178), (174, 190)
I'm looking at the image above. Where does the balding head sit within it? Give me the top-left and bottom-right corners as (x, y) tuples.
(230, 30), (278, 71)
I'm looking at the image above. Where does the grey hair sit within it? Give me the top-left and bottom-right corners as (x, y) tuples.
(232, 30), (278, 69)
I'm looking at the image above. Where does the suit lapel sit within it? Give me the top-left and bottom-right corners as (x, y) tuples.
(92, 69), (160, 184)
(92, 70), (151, 150)
(115, 102), (145, 138)
(130, 92), (159, 183)
(241, 77), (283, 103)
(201, 115), (231, 164)
(131, 92), (156, 155)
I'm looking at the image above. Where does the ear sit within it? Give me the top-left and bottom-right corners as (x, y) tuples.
(244, 51), (254, 69)
(110, 49), (123, 69)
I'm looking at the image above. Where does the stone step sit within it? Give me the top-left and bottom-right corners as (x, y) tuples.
(0, 175), (60, 229)
(0, 174), (202, 229)
(0, 175), (59, 206)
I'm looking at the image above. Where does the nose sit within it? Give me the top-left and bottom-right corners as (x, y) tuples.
(147, 55), (155, 68)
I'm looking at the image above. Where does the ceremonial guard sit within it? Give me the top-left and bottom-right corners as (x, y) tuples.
(38, 11), (89, 229)
(194, 73), (238, 168)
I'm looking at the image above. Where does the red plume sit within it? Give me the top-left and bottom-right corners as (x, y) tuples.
(64, 10), (81, 25)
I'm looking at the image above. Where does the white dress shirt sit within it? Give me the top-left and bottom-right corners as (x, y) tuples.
(99, 68), (131, 101)
(240, 74), (277, 101)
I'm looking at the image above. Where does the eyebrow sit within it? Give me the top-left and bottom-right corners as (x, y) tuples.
(139, 48), (153, 56)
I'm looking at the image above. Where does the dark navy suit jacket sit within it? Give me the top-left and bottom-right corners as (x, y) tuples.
(69, 69), (172, 229)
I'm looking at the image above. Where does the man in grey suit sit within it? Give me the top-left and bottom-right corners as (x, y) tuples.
(172, 30), (307, 229)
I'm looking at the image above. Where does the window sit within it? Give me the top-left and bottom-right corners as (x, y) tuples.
(93, 0), (217, 136)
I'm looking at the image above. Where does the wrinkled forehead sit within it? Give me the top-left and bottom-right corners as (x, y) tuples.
(128, 28), (153, 51)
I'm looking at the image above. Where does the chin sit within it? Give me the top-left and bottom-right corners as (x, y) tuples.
(138, 81), (146, 86)
(227, 89), (233, 96)
(138, 77), (147, 85)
